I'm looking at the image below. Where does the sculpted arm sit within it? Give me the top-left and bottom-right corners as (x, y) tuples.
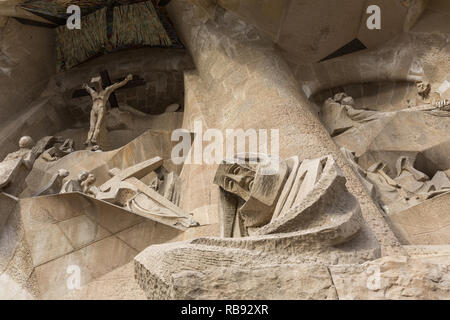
(82, 83), (96, 97)
(105, 74), (133, 95)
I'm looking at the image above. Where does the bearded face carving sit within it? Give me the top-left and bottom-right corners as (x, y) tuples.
(416, 81), (431, 99)
(214, 153), (289, 235)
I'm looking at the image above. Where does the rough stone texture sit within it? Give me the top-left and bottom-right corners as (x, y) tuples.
(135, 242), (338, 300)
(0, 194), (38, 299)
(137, 257), (337, 300)
(134, 153), (379, 299)
(19, 192), (185, 299)
(329, 255), (450, 299)
(0, 18), (55, 126)
(389, 193), (450, 245)
(63, 262), (146, 300)
(215, 0), (424, 63)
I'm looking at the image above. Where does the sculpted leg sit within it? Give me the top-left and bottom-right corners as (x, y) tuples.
(85, 110), (98, 145)
(91, 108), (105, 144)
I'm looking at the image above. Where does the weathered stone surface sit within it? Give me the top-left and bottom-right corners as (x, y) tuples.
(330, 255), (450, 300)
(18, 192), (186, 298)
(134, 154), (376, 299)
(0, 158), (22, 189)
(389, 193), (450, 245)
(135, 249), (337, 299)
(34, 169), (69, 197)
(63, 262), (146, 300)
(0, 136), (35, 189)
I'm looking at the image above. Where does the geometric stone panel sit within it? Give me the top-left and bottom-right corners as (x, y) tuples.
(389, 193), (450, 245)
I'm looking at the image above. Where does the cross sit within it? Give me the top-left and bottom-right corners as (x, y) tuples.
(71, 69), (146, 108)
(100, 70), (119, 108)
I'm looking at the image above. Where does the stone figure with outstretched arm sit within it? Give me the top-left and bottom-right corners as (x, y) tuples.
(82, 74), (133, 145)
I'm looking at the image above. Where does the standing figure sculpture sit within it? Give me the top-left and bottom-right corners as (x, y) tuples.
(82, 74), (133, 145)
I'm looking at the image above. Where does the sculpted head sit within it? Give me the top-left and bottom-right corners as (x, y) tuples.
(57, 169), (70, 178)
(91, 76), (103, 91)
(214, 160), (257, 201)
(416, 81), (431, 98)
(52, 143), (65, 157)
(214, 153), (288, 228)
(333, 92), (348, 103)
(77, 171), (89, 182)
(85, 173), (96, 185)
(341, 96), (355, 106)
(19, 136), (34, 149)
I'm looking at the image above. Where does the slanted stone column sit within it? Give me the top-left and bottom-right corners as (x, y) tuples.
(167, 0), (403, 255)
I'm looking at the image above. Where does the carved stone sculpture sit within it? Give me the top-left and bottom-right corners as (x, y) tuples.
(0, 136), (35, 189)
(321, 92), (380, 136)
(41, 139), (74, 162)
(135, 154), (369, 299)
(33, 169), (69, 197)
(83, 74), (133, 146)
(415, 81), (450, 113)
(415, 80), (442, 106)
(81, 173), (98, 196)
(343, 151), (450, 215)
(213, 153), (288, 236)
(32, 136), (64, 158)
(213, 153), (363, 242)
(150, 166), (182, 206)
(94, 157), (198, 228)
(95, 158), (164, 204)
(60, 170), (89, 194)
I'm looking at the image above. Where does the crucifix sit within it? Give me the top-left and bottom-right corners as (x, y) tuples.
(72, 70), (145, 108)
(82, 72), (133, 145)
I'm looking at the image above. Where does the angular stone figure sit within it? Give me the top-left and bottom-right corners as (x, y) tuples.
(135, 154), (366, 299)
(41, 139), (74, 162)
(81, 173), (98, 196)
(0, 136), (35, 189)
(321, 92), (380, 136)
(60, 170), (89, 194)
(213, 153), (363, 239)
(415, 81), (440, 106)
(150, 166), (182, 206)
(33, 169), (69, 197)
(344, 152), (450, 215)
(213, 153), (288, 236)
(32, 136), (63, 158)
(94, 157), (198, 228)
(341, 147), (375, 197)
(82, 74), (133, 146)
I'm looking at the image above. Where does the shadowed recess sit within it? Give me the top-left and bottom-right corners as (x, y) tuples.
(319, 38), (367, 63)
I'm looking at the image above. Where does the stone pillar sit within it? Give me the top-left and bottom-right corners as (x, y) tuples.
(167, 0), (404, 255)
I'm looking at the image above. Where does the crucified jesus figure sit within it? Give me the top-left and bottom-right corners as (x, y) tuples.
(82, 74), (133, 145)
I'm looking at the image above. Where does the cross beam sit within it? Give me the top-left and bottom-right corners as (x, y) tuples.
(71, 70), (146, 108)
(100, 70), (119, 108)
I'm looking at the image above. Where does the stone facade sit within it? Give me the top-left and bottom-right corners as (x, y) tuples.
(0, 0), (449, 300)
